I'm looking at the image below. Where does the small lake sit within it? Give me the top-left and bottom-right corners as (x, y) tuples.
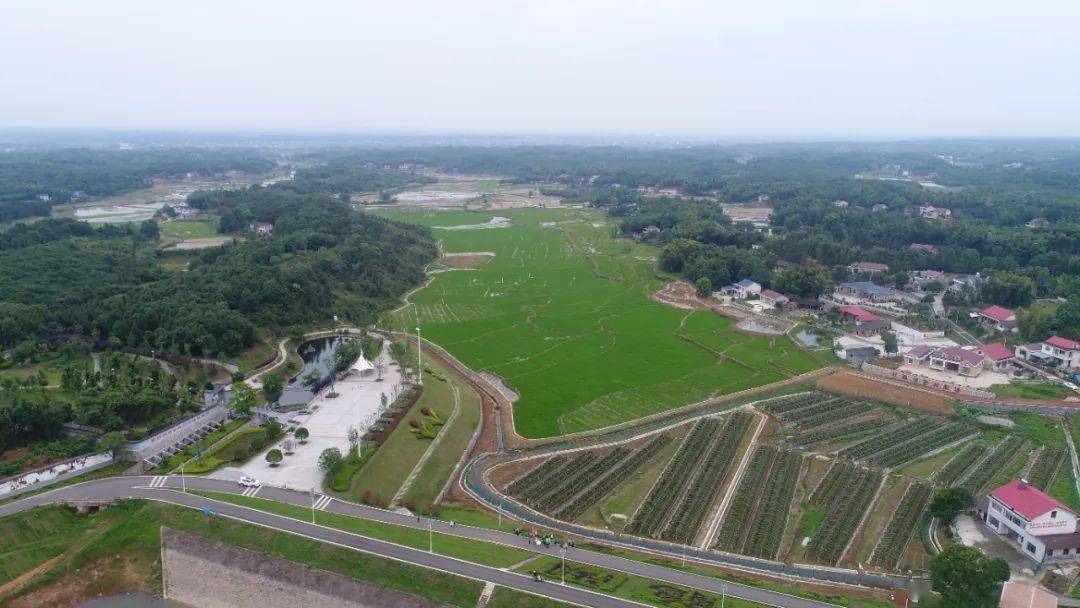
(284, 337), (350, 400)
(794, 331), (820, 348)
(76, 592), (193, 608)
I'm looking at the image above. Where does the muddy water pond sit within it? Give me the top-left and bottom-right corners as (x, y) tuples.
(76, 592), (193, 608)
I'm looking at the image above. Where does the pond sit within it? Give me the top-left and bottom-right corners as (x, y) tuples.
(76, 592), (193, 608)
(287, 336), (349, 394)
(794, 331), (820, 348)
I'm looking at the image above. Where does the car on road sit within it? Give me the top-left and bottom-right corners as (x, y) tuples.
(238, 476), (261, 488)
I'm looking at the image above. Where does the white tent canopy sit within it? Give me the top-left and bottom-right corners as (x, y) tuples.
(349, 355), (375, 375)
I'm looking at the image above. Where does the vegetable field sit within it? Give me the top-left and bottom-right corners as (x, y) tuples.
(805, 463), (883, 565)
(714, 445), (802, 559)
(960, 436), (1028, 494)
(868, 482), (931, 571)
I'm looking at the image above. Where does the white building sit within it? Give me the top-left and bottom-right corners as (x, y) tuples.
(1016, 336), (1080, 371)
(984, 479), (1080, 564)
(721, 279), (762, 299)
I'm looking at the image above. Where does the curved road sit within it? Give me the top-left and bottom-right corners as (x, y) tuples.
(0, 476), (843, 608)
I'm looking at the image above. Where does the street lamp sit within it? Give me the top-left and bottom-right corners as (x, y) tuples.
(415, 326), (422, 384)
(428, 519), (433, 553)
(310, 487), (316, 524)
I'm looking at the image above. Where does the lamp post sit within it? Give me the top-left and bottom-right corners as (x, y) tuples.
(180, 463), (186, 493)
(560, 547), (566, 586)
(721, 583), (727, 608)
(310, 487), (316, 524)
(416, 326), (422, 384)
(428, 519), (433, 553)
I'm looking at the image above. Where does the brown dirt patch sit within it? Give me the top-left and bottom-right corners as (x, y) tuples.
(439, 254), (493, 269)
(8, 554), (155, 608)
(651, 280), (710, 311)
(817, 370), (953, 414)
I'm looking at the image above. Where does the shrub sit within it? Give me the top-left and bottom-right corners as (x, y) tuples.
(266, 449), (283, 466)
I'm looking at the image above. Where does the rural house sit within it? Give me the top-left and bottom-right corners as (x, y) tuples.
(981, 343), (1015, 372)
(847, 261), (889, 276)
(998, 581), (1057, 608)
(759, 289), (789, 308)
(977, 305), (1018, 334)
(839, 306), (888, 337)
(904, 345), (986, 377)
(1015, 336), (1080, 370)
(837, 281), (894, 302)
(918, 205), (952, 220)
(984, 479), (1080, 564)
(722, 279), (761, 299)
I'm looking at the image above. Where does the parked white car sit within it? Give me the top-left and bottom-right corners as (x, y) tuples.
(238, 476), (261, 488)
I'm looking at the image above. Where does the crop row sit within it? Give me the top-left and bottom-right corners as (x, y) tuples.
(626, 418), (724, 536)
(554, 434), (673, 521)
(1028, 447), (1067, 491)
(714, 446), (801, 558)
(864, 423), (977, 468)
(870, 482), (932, 570)
(784, 397), (857, 423)
(934, 443), (988, 487)
(661, 412), (755, 543)
(960, 436), (1028, 494)
(839, 418), (939, 460)
(533, 448), (630, 512)
(791, 418), (890, 447)
(759, 392), (830, 415)
(516, 452), (598, 503)
(805, 465), (882, 565)
(794, 401), (875, 430)
(506, 454), (569, 496)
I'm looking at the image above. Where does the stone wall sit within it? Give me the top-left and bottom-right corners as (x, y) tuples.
(161, 528), (454, 608)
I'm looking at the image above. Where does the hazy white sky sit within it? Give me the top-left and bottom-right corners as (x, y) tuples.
(3, 0), (1079, 136)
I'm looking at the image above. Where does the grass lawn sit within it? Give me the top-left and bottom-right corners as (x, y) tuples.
(376, 208), (821, 438)
(153, 417), (250, 473)
(230, 335), (278, 376)
(400, 355), (484, 512)
(0, 507), (92, 584)
(0, 501), (485, 608)
(1049, 455), (1080, 511)
(346, 370), (446, 505)
(192, 490), (533, 568)
(181, 426), (268, 474)
(0, 352), (92, 386)
(994, 381), (1071, 400)
(1011, 412), (1067, 448)
(159, 219), (219, 240)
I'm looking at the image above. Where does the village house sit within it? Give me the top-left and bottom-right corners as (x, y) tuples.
(911, 269), (946, 286)
(977, 305), (1018, 334)
(759, 289), (789, 308)
(721, 279), (762, 299)
(983, 479), (1080, 565)
(1015, 336), (1080, 370)
(998, 581), (1058, 608)
(839, 306), (889, 337)
(833, 199), (849, 208)
(847, 261), (890, 276)
(982, 343), (1015, 372)
(918, 204), (952, 220)
(1026, 217), (1050, 229)
(904, 344), (986, 376)
(837, 281), (895, 302)
(632, 225), (661, 241)
(254, 222), (274, 236)
(845, 346), (879, 366)
(871, 203), (889, 212)
(793, 296), (827, 313)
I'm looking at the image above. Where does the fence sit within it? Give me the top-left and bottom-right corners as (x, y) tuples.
(0, 452), (114, 499)
(860, 362), (995, 398)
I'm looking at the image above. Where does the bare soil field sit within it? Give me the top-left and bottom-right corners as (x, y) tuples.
(816, 369), (954, 414)
(721, 204), (773, 223)
(650, 280), (710, 310)
(439, 253), (494, 269)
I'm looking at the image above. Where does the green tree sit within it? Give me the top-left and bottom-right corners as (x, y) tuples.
(694, 276), (713, 298)
(318, 447), (344, 473)
(264, 418), (284, 441)
(772, 265), (830, 298)
(96, 431), (126, 462)
(229, 381), (258, 417)
(265, 448), (283, 467)
(294, 427), (310, 443)
(882, 331), (898, 355)
(929, 487), (973, 523)
(930, 545), (1009, 608)
(262, 372), (284, 403)
(983, 272), (1036, 308)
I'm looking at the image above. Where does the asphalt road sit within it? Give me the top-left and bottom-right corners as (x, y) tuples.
(0, 476), (845, 608)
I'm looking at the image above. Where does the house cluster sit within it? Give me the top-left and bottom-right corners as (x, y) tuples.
(1015, 336), (1080, 371)
(981, 478), (1080, 566)
(836, 281), (896, 303)
(846, 261), (889, 276)
(902, 343), (1013, 377)
(917, 204), (952, 220)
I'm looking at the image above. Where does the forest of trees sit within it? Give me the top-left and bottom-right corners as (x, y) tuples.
(0, 148), (275, 222)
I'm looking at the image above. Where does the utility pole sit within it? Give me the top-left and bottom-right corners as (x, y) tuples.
(416, 326), (422, 384)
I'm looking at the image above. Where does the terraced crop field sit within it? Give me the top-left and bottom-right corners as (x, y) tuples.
(377, 208), (821, 438)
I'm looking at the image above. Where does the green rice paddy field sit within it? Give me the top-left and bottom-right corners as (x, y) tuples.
(377, 207), (820, 438)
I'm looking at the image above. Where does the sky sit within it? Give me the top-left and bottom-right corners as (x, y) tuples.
(3, 0), (1080, 137)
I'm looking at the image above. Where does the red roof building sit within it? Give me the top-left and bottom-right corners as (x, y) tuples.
(1046, 336), (1080, 351)
(991, 479), (1068, 521)
(839, 306), (881, 324)
(985, 479), (1080, 564)
(978, 305), (1018, 333)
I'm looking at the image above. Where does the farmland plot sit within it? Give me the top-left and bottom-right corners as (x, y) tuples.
(838, 418), (940, 461)
(377, 208), (820, 438)
(713, 445), (802, 559)
(933, 443), (988, 487)
(960, 436), (1028, 494)
(555, 435), (673, 521)
(869, 482), (932, 571)
(791, 419), (890, 448)
(1029, 446), (1067, 491)
(804, 463), (883, 565)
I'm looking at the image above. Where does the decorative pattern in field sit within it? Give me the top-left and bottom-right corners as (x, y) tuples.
(869, 482), (932, 571)
(805, 462), (883, 565)
(626, 412), (754, 543)
(933, 443), (989, 487)
(959, 436), (1028, 494)
(505, 436), (673, 521)
(377, 208), (822, 438)
(713, 445), (802, 559)
(1028, 446), (1067, 491)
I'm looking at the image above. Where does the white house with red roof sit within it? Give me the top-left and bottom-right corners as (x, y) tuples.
(985, 479), (1080, 563)
(977, 305), (1018, 334)
(981, 343), (1015, 372)
(1016, 336), (1080, 371)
